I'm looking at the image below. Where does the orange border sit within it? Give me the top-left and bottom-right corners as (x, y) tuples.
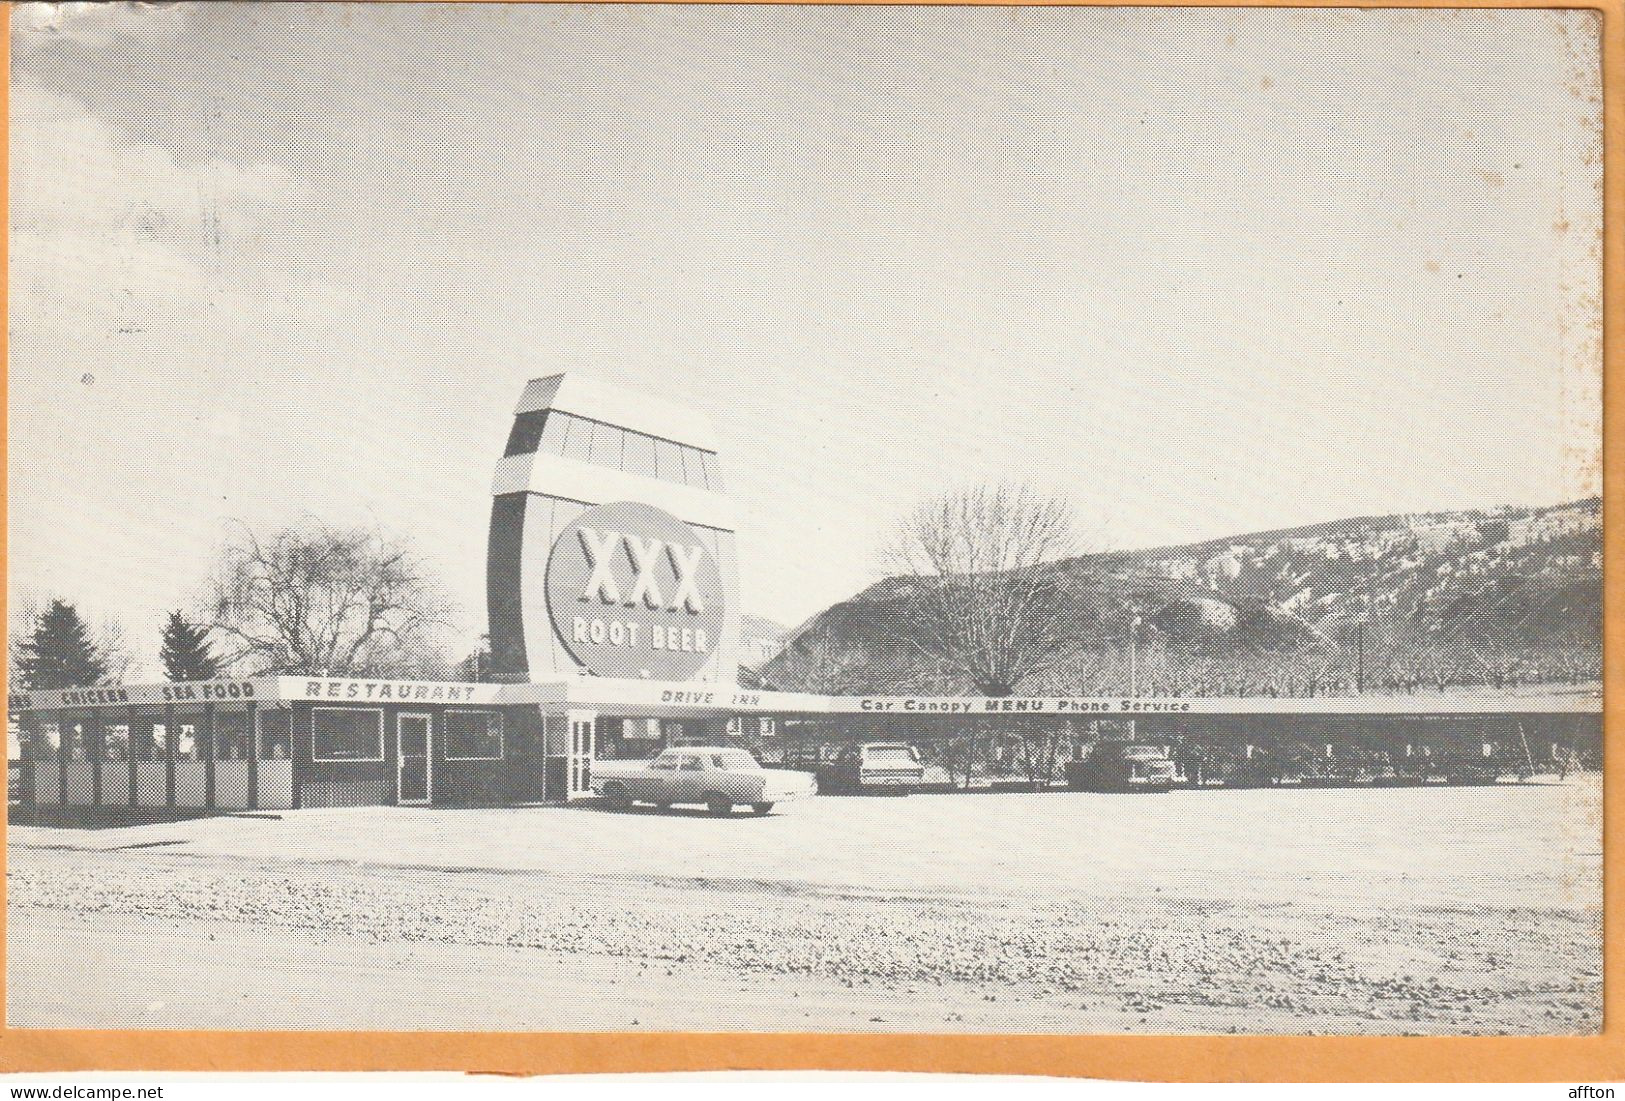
(0, 0), (1618, 1080)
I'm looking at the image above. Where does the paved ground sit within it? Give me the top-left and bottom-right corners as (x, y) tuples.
(7, 777), (1602, 1033)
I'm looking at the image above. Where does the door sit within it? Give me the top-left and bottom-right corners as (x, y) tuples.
(397, 713), (432, 805)
(567, 717), (595, 801)
(673, 752), (713, 803)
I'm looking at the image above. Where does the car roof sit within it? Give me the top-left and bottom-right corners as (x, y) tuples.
(661, 746), (742, 754)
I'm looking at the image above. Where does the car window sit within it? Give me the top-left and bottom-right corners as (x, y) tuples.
(865, 746), (918, 763)
(717, 751), (759, 770)
(679, 756), (705, 771)
(649, 755), (679, 770)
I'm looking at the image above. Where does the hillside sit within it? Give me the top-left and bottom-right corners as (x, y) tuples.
(760, 498), (1601, 697)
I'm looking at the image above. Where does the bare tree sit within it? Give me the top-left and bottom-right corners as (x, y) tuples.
(925, 726), (981, 791)
(1007, 718), (1068, 788)
(879, 483), (1081, 696)
(763, 632), (868, 694)
(94, 615), (135, 684)
(206, 518), (457, 677)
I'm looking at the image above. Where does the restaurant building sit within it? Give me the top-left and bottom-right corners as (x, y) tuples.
(9, 674), (1600, 810)
(11, 372), (770, 809)
(7, 374), (1603, 809)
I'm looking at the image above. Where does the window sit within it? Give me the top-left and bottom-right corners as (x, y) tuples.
(700, 451), (723, 492)
(623, 430), (657, 479)
(29, 721), (61, 760)
(137, 721), (164, 761)
(258, 710), (292, 760)
(312, 708), (383, 761)
(649, 754), (679, 770)
(503, 410), (549, 456)
(445, 711), (503, 760)
(678, 755), (705, 772)
(174, 722), (198, 760)
(654, 439), (684, 483)
(589, 421), (623, 468)
(622, 717), (660, 741)
(103, 724), (131, 761)
(538, 411), (571, 456)
(683, 446), (709, 489)
(562, 413), (594, 463)
(215, 712), (250, 760)
(689, 446), (711, 489)
(62, 724), (88, 759)
(523, 409), (720, 491)
(717, 751), (759, 770)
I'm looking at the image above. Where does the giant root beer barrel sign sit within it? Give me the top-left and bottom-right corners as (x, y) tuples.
(545, 501), (725, 679)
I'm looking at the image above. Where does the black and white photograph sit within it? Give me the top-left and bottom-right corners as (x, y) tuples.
(6, 2), (1603, 1039)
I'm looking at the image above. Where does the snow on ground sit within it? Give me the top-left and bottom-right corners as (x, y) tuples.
(7, 777), (1601, 1033)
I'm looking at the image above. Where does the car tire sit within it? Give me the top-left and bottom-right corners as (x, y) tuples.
(750, 802), (774, 815)
(602, 782), (631, 811)
(705, 794), (732, 817)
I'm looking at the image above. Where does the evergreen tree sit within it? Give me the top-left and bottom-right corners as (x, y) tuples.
(159, 611), (220, 681)
(16, 599), (108, 689)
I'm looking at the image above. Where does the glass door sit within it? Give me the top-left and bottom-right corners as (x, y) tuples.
(397, 713), (432, 805)
(567, 717), (595, 800)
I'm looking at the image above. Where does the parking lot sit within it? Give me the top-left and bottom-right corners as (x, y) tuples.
(8, 778), (1602, 1033)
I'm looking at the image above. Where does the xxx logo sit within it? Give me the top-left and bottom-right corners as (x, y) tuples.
(576, 528), (707, 613)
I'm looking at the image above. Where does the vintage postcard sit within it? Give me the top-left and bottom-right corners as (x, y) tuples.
(3, 0), (1614, 1078)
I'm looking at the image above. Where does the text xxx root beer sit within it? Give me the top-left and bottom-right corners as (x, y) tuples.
(544, 501), (726, 680)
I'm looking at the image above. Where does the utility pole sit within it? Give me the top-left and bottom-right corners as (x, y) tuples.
(1517, 722), (1535, 779)
(1126, 603), (1146, 697)
(1127, 607), (1144, 741)
(1355, 613), (1367, 696)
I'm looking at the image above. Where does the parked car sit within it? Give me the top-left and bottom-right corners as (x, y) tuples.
(817, 742), (926, 795)
(590, 746), (817, 815)
(1429, 752), (1506, 785)
(1065, 742), (1176, 792)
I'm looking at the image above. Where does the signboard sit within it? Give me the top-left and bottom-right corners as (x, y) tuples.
(8, 680), (261, 711)
(545, 501), (726, 680)
(289, 678), (505, 705)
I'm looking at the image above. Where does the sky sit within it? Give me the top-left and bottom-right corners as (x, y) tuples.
(9, 2), (1603, 674)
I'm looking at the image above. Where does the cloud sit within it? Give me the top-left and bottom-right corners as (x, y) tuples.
(7, 75), (367, 658)
(12, 2), (189, 54)
(10, 76), (338, 347)
(11, 78), (307, 254)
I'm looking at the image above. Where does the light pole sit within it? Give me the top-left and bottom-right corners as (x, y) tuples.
(1129, 612), (1143, 698)
(1354, 613), (1368, 696)
(1127, 608), (1144, 741)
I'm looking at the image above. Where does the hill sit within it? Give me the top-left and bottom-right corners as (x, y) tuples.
(760, 498), (1601, 697)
